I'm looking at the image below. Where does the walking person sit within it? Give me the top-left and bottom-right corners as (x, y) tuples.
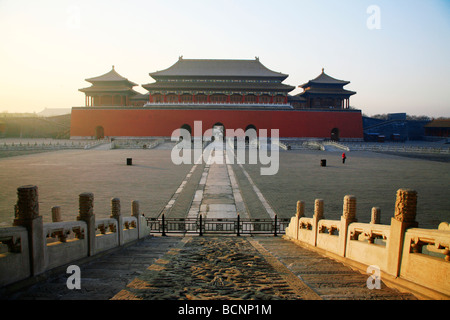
(342, 152), (347, 164)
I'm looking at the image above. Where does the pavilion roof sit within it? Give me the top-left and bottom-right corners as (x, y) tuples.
(85, 66), (138, 87)
(78, 86), (141, 96)
(149, 57), (289, 80)
(298, 87), (356, 97)
(299, 69), (351, 88)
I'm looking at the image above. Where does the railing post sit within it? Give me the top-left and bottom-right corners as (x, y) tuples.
(13, 185), (45, 276)
(111, 198), (123, 246)
(370, 207), (381, 224)
(339, 195), (357, 257)
(161, 213), (166, 237)
(132, 200), (141, 238)
(387, 189), (418, 277)
(274, 214), (278, 237)
(312, 199), (324, 246)
(236, 214), (240, 237)
(199, 214), (203, 236)
(296, 201), (305, 240)
(77, 192), (96, 256)
(51, 206), (62, 222)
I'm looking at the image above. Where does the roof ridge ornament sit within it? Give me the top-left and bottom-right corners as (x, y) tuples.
(255, 56), (259, 61)
(322, 68), (324, 73)
(112, 65), (115, 70)
(179, 55), (183, 60)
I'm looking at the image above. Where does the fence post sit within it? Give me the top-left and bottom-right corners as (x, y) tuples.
(386, 189), (418, 277)
(13, 185), (45, 276)
(77, 192), (96, 256)
(161, 213), (166, 237)
(199, 214), (203, 236)
(339, 195), (357, 257)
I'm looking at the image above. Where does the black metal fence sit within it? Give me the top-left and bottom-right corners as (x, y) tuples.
(146, 214), (290, 236)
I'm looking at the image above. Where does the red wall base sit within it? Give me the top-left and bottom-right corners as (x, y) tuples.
(70, 107), (363, 139)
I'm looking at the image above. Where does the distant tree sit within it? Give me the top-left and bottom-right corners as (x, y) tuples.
(371, 114), (389, 120)
(406, 114), (431, 121)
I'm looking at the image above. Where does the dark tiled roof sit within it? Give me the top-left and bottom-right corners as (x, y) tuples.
(78, 86), (141, 95)
(298, 88), (356, 96)
(299, 69), (350, 88)
(85, 66), (138, 87)
(424, 120), (450, 128)
(149, 58), (289, 79)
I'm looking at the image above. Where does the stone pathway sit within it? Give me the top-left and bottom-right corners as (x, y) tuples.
(2, 235), (417, 300)
(111, 236), (417, 301)
(112, 236), (321, 300)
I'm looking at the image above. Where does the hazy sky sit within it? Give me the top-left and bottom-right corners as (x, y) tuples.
(0, 0), (449, 117)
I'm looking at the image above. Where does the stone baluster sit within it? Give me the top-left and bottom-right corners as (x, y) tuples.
(111, 198), (124, 245)
(52, 206), (62, 222)
(132, 200), (141, 238)
(13, 185), (45, 276)
(339, 195), (357, 257)
(312, 199), (324, 246)
(77, 192), (96, 256)
(294, 200), (305, 240)
(371, 207), (381, 224)
(387, 189), (419, 277)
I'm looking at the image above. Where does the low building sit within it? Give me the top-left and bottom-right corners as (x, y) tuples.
(424, 119), (450, 138)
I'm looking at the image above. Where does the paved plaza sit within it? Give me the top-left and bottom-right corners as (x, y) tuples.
(1, 142), (448, 301)
(0, 143), (449, 229)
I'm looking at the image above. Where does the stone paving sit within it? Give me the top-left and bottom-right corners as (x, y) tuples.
(2, 235), (416, 300)
(2, 236), (183, 300)
(1, 143), (445, 301)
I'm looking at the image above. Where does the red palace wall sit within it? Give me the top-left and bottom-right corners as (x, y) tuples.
(70, 107), (363, 139)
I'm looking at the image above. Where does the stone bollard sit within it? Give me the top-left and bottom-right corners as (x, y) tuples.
(52, 206), (62, 222)
(371, 207), (381, 224)
(312, 199), (324, 246)
(13, 185), (45, 276)
(111, 198), (124, 246)
(387, 189), (419, 277)
(132, 200), (141, 238)
(339, 195), (357, 257)
(77, 192), (96, 256)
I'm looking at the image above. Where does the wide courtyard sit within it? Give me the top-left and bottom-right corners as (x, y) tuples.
(0, 143), (449, 229)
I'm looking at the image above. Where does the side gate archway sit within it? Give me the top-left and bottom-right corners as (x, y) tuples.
(95, 126), (105, 139)
(331, 128), (340, 141)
